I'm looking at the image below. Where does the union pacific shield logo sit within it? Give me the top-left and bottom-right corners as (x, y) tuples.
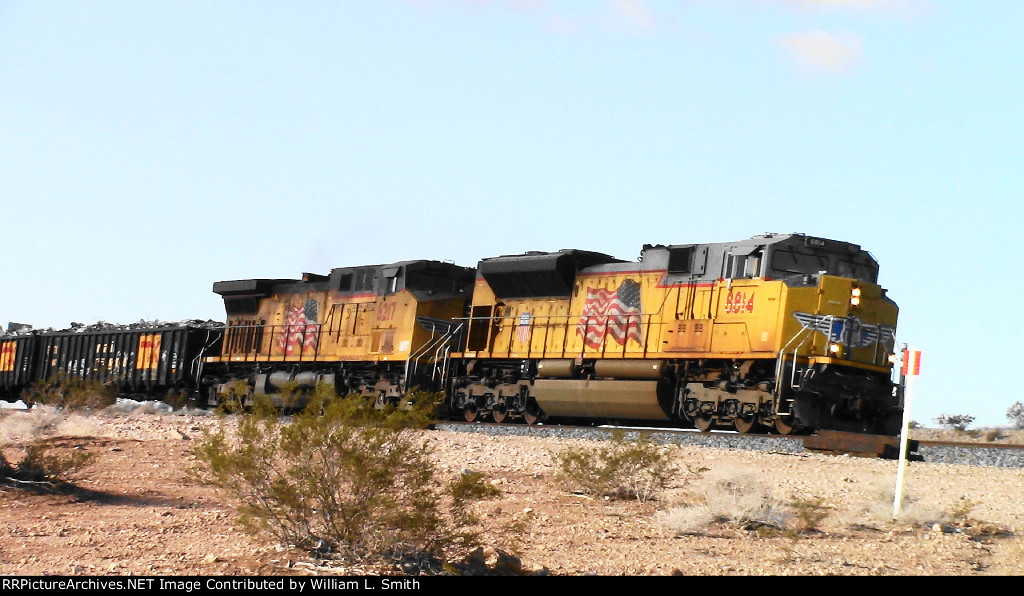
(793, 312), (895, 350)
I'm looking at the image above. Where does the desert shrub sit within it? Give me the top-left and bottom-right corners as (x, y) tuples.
(657, 470), (787, 535)
(1, 410), (97, 490)
(163, 389), (189, 410)
(657, 472), (830, 537)
(214, 380), (252, 415)
(699, 471), (787, 527)
(859, 479), (941, 528)
(934, 413), (974, 432)
(0, 450), (13, 483)
(984, 429), (1003, 442)
(655, 503), (717, 536)
(943, 496), (1011, 539)
(193, 387), (501, 568)
(552, 431), (677, 503)
(275, 380), (303, 412)
(947, 496), (978, 523)
(2, 441), (95, 484)
(0, 407), (63, 442)
(1007, 402), (1024, 430)
(787, 497), (830, 534)
(22, 373), (116, 411)
(449, 470), (501, 503)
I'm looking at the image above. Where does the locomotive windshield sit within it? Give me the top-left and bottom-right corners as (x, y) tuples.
(406, 269), (459, 294)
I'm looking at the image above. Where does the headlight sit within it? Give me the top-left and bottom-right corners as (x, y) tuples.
(850, 286), (862, 306)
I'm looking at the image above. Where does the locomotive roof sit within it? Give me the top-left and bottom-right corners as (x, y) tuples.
(213, 259), (475, 303)
(652, 233), (864, 257)
(476, 250), (625, 299)
(634, 233), (879, 284)
(473, 233), (880, 297)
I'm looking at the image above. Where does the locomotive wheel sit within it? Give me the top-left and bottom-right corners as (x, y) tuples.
(464, 406), (479, 423)
(523, 400), (543, 425)
(491, 407), (507, 424)
(694, 415), (715, 433)
(774, 414), (800, 436)
(733, 416), (762, 434)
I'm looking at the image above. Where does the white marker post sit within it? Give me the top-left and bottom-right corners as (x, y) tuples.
(893, 347), (921, 518)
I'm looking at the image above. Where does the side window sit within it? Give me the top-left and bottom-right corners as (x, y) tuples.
(744, 251), (762, 278)
(725, 254), (751, 278)
(668, 246), (708, 276)
(668, 247), (694, 274)
(382, 266), (400, 296)
(724, 248), (762, 279)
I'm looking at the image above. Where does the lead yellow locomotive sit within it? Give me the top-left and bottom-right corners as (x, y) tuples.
(446, 233), (900, 435)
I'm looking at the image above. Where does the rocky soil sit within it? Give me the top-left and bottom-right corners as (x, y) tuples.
(2, 407), (1024, 576)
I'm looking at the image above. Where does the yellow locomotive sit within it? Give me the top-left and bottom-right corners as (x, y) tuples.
(203, 260), (475, 407)
(446, 233), (900, 435)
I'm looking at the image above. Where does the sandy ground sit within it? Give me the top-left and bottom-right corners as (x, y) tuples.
(2, 408), (1024, 576)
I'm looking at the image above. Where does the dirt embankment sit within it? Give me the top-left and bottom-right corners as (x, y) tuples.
(2, 409), (1024, 576)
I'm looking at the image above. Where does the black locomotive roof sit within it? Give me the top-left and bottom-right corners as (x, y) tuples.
(213, 259), (475, 302)
(212, 279), (296, 297)
(477, 249), (625, 299)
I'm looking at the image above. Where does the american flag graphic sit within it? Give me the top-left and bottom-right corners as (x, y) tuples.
(278, 298), (319, 355)
(515, 312), (531, 344)
(577, 279), (643, 349)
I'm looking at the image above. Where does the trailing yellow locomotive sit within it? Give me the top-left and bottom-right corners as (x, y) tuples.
(445, 233), (900, 435)
(203, 260), (475, 407)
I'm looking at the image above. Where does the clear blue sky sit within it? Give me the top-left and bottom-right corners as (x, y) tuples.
(1, 1), (1021, 427)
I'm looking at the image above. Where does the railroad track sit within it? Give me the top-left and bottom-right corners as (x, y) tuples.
(433, 421), (1024, 468)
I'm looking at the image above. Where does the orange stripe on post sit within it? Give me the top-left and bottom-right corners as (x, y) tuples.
(902, 349), (921, 377)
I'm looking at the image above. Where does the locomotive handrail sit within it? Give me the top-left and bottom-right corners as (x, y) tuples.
(774, 315), (836, 415)
(454, 311), (660, 360)
(190, 328), (224, 387)
(408, 322), (449, 362)
(406, 322), (464, 391)
(432, 336), (457, 385)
